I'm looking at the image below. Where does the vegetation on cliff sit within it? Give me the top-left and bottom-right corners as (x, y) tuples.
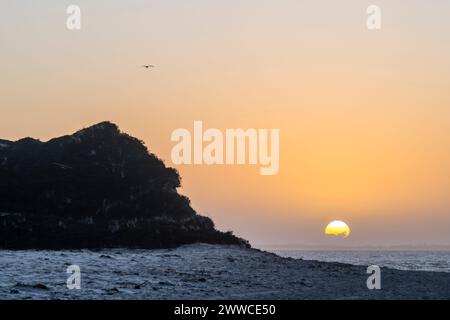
(0, 122), (249, 249)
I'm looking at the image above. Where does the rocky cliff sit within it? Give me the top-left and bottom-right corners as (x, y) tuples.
(0, 122), (249, 249)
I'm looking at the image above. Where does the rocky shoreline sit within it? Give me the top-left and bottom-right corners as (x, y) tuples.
(0, 244), (449, 299)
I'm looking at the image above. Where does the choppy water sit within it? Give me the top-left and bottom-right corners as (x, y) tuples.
(0, 244), (313, 300)
(272, 250), (450, 273)
(1, 245), (450, 300)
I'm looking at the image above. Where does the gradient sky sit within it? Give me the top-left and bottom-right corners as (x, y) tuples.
(1, 0), (450, 248)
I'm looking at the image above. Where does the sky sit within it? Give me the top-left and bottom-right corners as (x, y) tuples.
(1, 0), (450, 248)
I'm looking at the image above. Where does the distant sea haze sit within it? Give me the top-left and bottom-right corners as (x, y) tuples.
(270, 250), (450, 273)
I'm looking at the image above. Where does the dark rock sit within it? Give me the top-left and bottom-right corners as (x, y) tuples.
(106, 287), (120, 295)
(158, 281), (174, 286)
(14, 282), (49, 290)
(133, 281), (147, 289)
(33, 283), (49, 290)
(0, 122), (249, 249)
(226, 256), (235, 263)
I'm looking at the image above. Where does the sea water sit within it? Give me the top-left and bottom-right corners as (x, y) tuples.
(271, 250), (450, 273)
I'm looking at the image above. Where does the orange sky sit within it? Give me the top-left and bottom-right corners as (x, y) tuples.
(1, 0), (450, 248)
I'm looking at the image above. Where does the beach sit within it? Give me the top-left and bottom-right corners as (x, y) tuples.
(1, 244), (449, 300)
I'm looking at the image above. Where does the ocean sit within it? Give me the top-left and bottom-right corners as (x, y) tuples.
(270, 250), (450, 273)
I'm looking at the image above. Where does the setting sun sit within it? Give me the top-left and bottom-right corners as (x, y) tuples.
(325, 220), (351, 238)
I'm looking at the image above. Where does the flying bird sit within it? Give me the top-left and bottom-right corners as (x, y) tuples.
(141, 65), (155, 69)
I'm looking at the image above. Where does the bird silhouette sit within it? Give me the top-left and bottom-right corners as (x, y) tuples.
(141, 65), (155, 69)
